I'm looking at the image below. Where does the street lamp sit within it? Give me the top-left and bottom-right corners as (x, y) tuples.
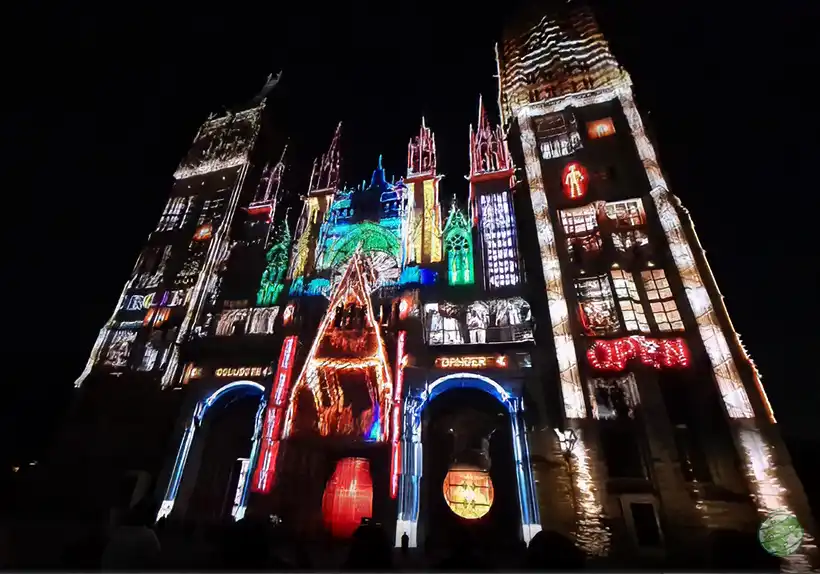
(554, 427), (578, 510)
(554, 427), (578, 464)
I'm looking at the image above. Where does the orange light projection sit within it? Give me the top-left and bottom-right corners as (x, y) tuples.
(435, 355), (508, 369)
(586, 118), (616, 139)
(443, 465), (495, 520)
(193, 224), (213, 241)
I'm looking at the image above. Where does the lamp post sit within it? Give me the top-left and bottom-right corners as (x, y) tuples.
(555, 427), (578, 510)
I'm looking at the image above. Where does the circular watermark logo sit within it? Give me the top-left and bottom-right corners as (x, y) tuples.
(758, 511), (804, 557)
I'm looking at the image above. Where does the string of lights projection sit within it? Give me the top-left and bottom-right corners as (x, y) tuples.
(256, 221), (290, 306)
(495, 2), (623, 122)
(287, 123), (343, 282)
(252, 335), (298, 494)
(404, 119), (443, 267)
(516, 110), (587, 418)
(468, 97), (521, 291)
(443, 201), (474, 286)
(530, 111), (583, 160)
(394, 373), (542, 549)
(512, 77), (813, 562)
(163, 162), (253, 389)
(157, 381), (267, 522)
(315, 155), (405, 273)
(390, 331), (407, 499)
(174, 107), (263, 180)
(281, 252), (394, 441)
(586, 336), (689, 372)
(322, 221), (402, 289)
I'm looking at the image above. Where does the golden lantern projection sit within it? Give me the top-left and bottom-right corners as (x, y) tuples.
(442, 463), (495, 520)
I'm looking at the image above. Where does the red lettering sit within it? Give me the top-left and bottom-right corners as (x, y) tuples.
(587, 336), (690, 372)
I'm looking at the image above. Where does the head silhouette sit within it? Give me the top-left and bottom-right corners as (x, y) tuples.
(709, 529), (782, 571)
(526, 530), (585, 570)
(345, 523), (392, 570)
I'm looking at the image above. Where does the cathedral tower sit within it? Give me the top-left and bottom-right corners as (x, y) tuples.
(498, 1), (816, 568)
(404, 118), (443, 268)
(468, 97), (522, 292)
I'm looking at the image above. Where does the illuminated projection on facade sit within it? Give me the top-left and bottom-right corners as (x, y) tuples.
(434, 355), (509, 369)
(67, 10), (817, 568)
(498, 0), (816, 568)
(282, 254), (393, 441)
(424, 297), (534, 345)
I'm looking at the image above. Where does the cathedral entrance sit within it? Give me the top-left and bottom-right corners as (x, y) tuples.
(157, 381), (266, 522)
(394, 373), (541, 548)
(420, 388), (519, 550)
(267, 439), (391, 541)
(184, 394), (259, 523)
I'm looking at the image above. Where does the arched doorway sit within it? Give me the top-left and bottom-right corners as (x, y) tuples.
(421, 388), (519, 548)
(156, 381), (266, 522)
(321, 222), (401, 288)
(394, 373), (541, 547)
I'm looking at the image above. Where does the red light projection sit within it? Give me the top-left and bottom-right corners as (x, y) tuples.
(586, 118), (616, 139)
(252, 335), (298, 493)
(561, 162), (588, 200)
(322, 458), (373, 538)
(193, 224), (213, 241)
(587, 336), (690, 372)
(390, 331), (407, 499)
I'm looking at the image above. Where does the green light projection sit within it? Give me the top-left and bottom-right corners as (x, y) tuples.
(257, 221), (290, 306)
(324, 221), (401, 270)
(443, 202), (474, 286)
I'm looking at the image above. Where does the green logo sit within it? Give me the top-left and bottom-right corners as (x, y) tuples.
(758, 511), (804, 557)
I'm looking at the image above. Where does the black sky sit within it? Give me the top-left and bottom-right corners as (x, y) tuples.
(2, 1), (816, 463)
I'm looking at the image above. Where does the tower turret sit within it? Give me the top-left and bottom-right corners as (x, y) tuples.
(403, 118), (443, 266)
(288, 123), (343, 280)
(467, 97), (521, 291)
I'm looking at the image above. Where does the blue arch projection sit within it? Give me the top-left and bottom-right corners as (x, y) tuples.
(157, 381), (266, 521)
(394, 373), (541, 548)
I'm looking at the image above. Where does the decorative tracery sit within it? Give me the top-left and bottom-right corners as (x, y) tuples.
(443, 201), (474, 286)
(257, 221), (290, 307)
(323, 221), (401, 289)
(282, 253), (393, 441)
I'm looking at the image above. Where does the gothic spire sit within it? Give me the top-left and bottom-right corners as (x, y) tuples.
(249, 70), (283, 107)
(308, 122), (343, 194)
(407, 117), (437, 180)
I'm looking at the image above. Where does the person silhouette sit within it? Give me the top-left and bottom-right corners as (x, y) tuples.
(100, 498), (161, 570)
(525, 530), (585, 570)
(708, 529), (782, 571)
(401, 531), (409, 554)
(343, 523), (392, 570)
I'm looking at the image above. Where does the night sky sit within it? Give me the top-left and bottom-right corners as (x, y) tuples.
(3, 1), (815, 465)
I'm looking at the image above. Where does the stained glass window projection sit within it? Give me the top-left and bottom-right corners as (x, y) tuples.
(443, 202), (474, 286)
(477, 191), (520, 290)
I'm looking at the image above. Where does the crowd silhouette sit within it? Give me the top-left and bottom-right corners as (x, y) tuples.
(46, 497), (790, 571)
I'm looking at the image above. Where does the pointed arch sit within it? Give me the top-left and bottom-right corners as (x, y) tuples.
(157, 381), (266, 522)
(281, 253), (394, 441)
(443, 203), (474, 285)
(394, 372), (541, 548)
(323, 222), (401, 271)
